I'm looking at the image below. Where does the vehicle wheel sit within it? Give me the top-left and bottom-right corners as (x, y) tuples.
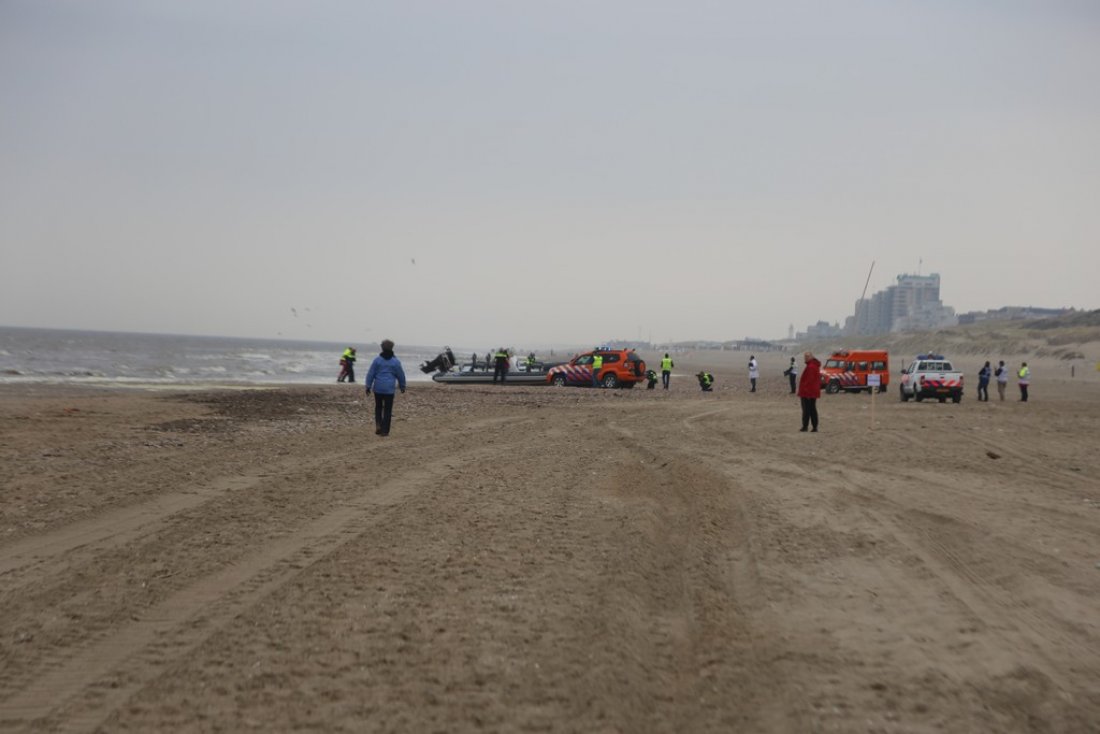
(825, 380), (841, 394)
(938, 397), (946, 403)
(551, 375), (567, 387)
(601, 373), (619, 389)
(900, 388), (910, 402)
(915, 393), (924, 402)
(952, 394), (962, 404)
(878, 385), (888, 394)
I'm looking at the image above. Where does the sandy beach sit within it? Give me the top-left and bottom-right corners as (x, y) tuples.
(1, 351), (1099, 732)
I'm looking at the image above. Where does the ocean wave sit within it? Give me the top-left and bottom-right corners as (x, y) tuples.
(0, 329), (438, 387)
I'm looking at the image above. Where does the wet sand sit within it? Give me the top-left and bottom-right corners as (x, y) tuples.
(1, 356), (1099, 732)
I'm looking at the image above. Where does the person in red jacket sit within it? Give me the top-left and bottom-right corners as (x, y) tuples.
(797, 351), (822, 432)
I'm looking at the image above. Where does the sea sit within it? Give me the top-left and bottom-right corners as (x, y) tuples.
(0, 326), (441, 387)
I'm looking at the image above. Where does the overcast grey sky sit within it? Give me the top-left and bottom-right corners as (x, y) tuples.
(2, 0), (1098, 347)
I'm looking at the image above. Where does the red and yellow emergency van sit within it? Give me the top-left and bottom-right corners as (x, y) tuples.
(820, 349), (890, 394)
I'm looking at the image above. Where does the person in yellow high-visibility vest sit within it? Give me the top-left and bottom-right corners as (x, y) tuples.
(337, 347), (357, 382)
(493, 348), (510, 384)
(696, 371), (714, 391)
(660, 353), (674, 390)
(591, 352), (604, 388)
(1017, 362), (1031, 402)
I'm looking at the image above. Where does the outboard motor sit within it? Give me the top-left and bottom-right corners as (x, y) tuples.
(420, 347), (457, 374)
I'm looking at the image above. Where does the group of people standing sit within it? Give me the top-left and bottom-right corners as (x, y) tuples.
(679, 351), (823, 431)
(339, 344), (1035, 440)
(792, 353), (1035, 433)
(471, 348), (537, 384)
(976, 360), (1031, 402)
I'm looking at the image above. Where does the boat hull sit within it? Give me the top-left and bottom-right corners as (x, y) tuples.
(431, 362), (564, 385)
(432, 370), (548, 385)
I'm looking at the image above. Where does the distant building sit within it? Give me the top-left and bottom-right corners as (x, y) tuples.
(604, 340), (653, 351)
(958, 306), (1072, 324)
(844, 273), (957, 336)
(667, 338), (783, 351)
(727, 338), (781, 351)
(796, 320), (843, 340)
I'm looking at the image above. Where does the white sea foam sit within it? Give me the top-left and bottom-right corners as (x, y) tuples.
(0, 327), (437, 387)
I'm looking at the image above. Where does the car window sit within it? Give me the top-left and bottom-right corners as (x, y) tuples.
(941, 362), (953, 371)
(576, 355), (593, 365)
(872, 360), (886, 370)
(825, 359), (844, 368)
(858, 362), (868, 371)
(603, 354), (620, 363)
(917, 362), (928, 371)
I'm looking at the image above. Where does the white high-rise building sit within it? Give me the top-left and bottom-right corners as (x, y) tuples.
(846, 273), (957, 335)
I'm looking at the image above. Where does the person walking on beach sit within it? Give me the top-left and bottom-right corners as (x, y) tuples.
(337, 347), (357, 382)
(493, 348), (509, 384)
(660, 353), (673, 390)
(748, 355), (759, 392)
(798, 351), (821, 432)
(1018, 362), (1031, 402)
(783, 357), (798, 394)
(365, 339), (406, 437)
(995, 360), (1009, 401)
(977, 361), (992, 402)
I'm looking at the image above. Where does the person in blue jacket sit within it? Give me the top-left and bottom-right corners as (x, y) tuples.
(365, 339), (407, 437)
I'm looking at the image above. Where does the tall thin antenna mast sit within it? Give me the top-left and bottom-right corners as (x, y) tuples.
(856, 260), (876, 335)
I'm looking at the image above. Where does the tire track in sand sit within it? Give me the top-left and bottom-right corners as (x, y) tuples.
(0, 475), (263, 585)
(819, 465), (1096, 695)
(0, 413), (530, 588)
(606, 410), (799, 730)
(0, 437), (515, 733)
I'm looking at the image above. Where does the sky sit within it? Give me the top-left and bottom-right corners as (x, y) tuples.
(2, 0), (1099, 348)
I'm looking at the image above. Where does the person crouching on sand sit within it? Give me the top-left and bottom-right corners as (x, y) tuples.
(798, 351), (821, 432)
(695, 371), (714, 391)
(365, 339), (406, 437)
